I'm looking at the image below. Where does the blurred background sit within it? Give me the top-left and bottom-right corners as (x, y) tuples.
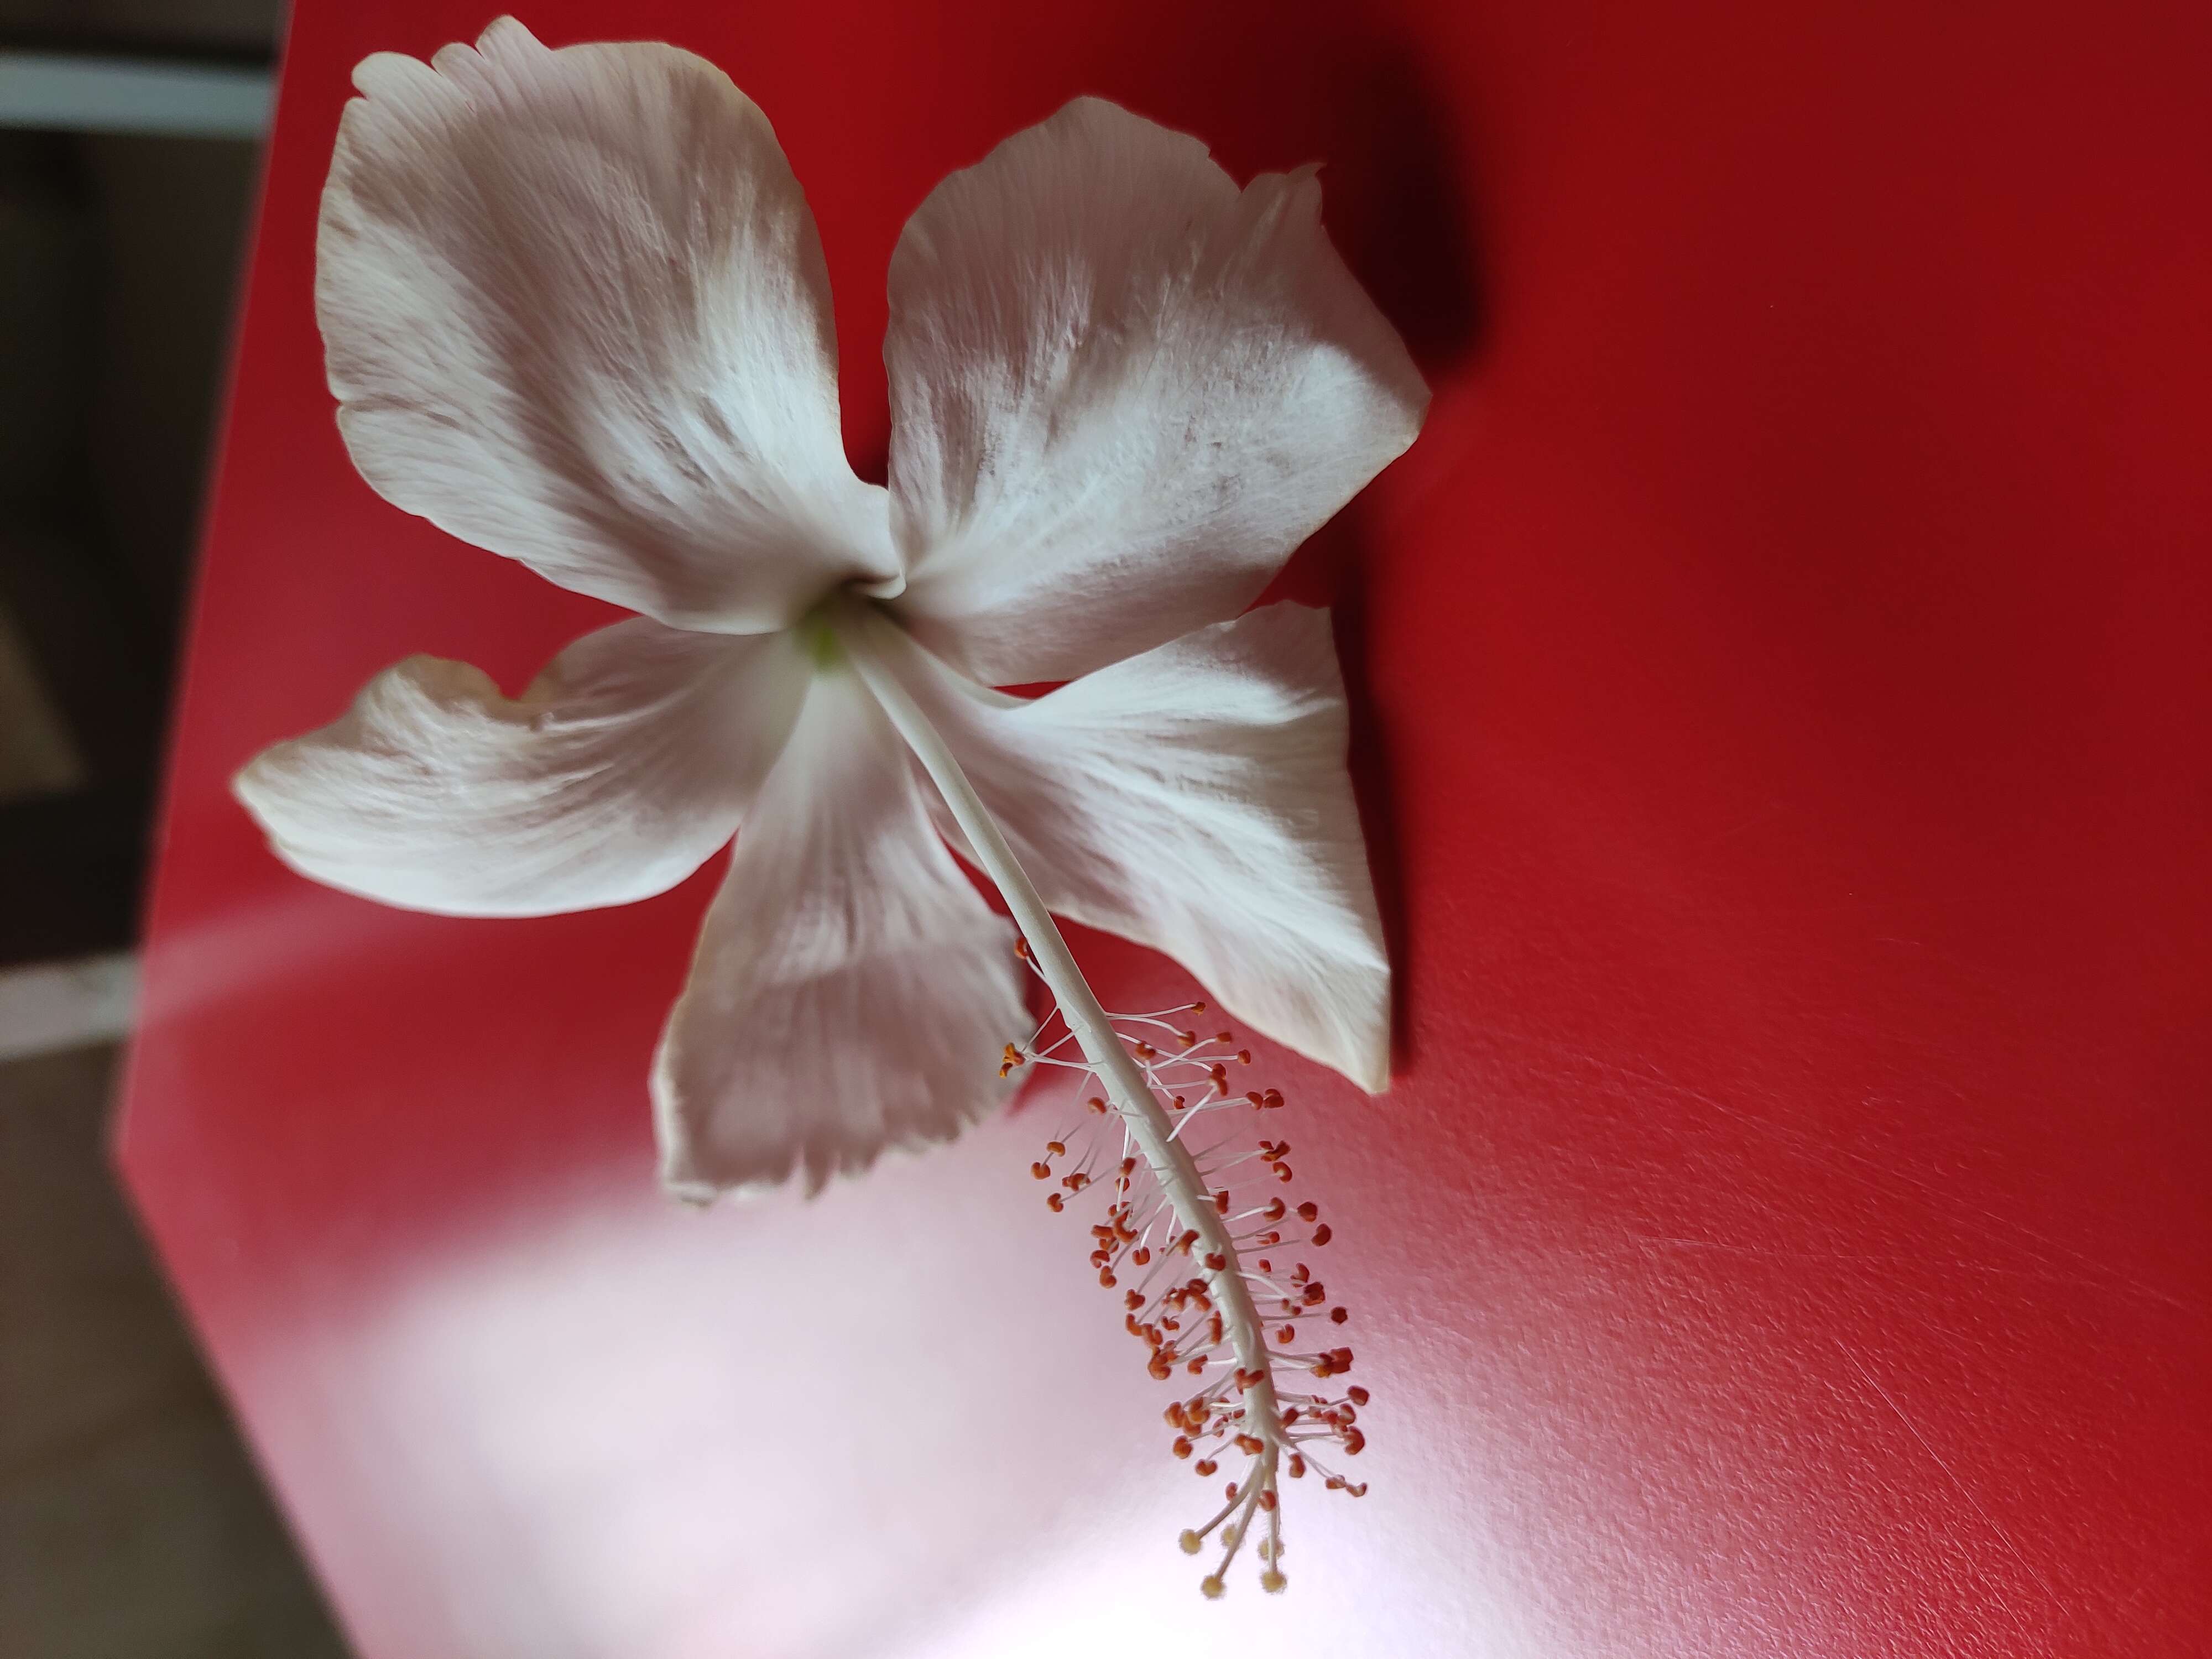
(0, 0), (352, 1651)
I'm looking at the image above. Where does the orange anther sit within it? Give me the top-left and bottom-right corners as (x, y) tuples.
(1172, 1436), (1193, 1458)
(1194, 1459), (1217, 1478)
(1030, 1162), (1051, 1179)
(1203, 1253), (1226, 1271)
(1288, 1453), (1307, 1478)
(1099, 1269), (1117, 1287)
(1187, 1357), (1206, 1374)
(1046, 1193), (1064, 1212)
(1277, 1326), (1296, 1344)
(1191, 1001), (1208, 1014)
(1124, 1290), (1144, 1311)
(1086, 1096), (1108, 1114)
(1131, 1248), (1151, 1265)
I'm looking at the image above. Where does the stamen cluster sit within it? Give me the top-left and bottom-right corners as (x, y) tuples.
(1005, 941), (1369, 1597)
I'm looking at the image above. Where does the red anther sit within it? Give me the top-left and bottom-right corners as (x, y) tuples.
(1213, 1190), (1230, 1214)
(1120, 1157), (1138, 1176)
(1030, 1162), (1051, 1179)
(1291, 1264), (1310, 1282)
(1203, 1253), (1227, 1271)
(1124, 1291), (1145, 1311)
(1258, 1489), (1279, 1512)
(1170, 1095), (1187, 1110)
(1015, 938), (1031, 958)
(1099, 1269), (1117, 1287)
(1194, 1459), (1218, 1478)
(1148, 1355), (1172, 1381)
(1330, 1306), (1349, 1324)
(1312, 1359), (1337, 1379)
(1237, 1050), (1253, 1065)
(1213, 1030), (1231, 1042)
(1046, 1193), (1065, 1212)
(1086, 1096), (1108, 1114)
(1288, 1453), (1307, 1478)
(1207, 1064), (1228, 1088)
(1274, 1164), (1295, 1182)
(1209, 1314), (1224, 1344)
(1172, 1437), (1193, 1459)
(1343, 1428), (1366, 1455)
(1311, 1224), (1333, 1246)
(1131, 1248), (1152, 1266)
(1325, 1475), (1345, 1491)
(1062, 1172), (1089, 1191)
(1178, 1030), (1198, 1047)
(1246, 1091), (1266, 1108)
(1178, 1230), (1201, 1254)
(1262, 1089), (1284, 1109)
(1225, 1483), (1240, 1501)
(1302, 1284), (1326, 1305)
(1347, 1386), (1370, 1406)
(1136, 1042), (1156, 1059)
(1339, 1405), (1358, 1425)
(1046, 1141), (1066, 1157)
(1126, 1314), (1143, 1336)
(1296, 1202), (1319, 1223)
(1345, 1481), (1368, 1498)
(1259, 1232), (1281, 1246)
(1235, 1434), (1264, 1455)
(1256, 1258), (1272, 1273)
(1264, 1198), (1286, 1222)
(1191, 1001), (1208, 1013)
(1187, 1357), (1207, 1375)
(1277, 1326), (1296, 1344)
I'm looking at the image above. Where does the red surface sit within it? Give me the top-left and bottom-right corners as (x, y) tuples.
(120, 2), (2210, 1655)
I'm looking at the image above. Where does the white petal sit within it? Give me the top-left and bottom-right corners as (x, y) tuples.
(320, 17), (893, 631)
(858, 603), (1391, 1092)
(653, 666), (1026, 1197)
(883, 96), (1428, 686)
(234, 621), (806, 917)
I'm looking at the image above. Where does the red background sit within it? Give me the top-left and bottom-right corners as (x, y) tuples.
(120, 1), (2210, 1654)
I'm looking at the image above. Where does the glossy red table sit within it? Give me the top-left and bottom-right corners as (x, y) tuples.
(119, 2), (2210, 1653)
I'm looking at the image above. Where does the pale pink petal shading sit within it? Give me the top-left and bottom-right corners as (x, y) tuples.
(233, 620), (806, 917)
(320, 17), (894, 632)
(884, 96), (1428, 686)
(653, 665), (1027, 1197)
(858, 603), (1391, 1092)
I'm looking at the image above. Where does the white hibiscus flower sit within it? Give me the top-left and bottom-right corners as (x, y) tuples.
(235, 18), (1425, 1590)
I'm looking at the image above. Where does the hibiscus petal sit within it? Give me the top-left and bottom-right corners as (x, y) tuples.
(320, 17), (893, 630)
(234, 620), (806, 917)
(858, 603), (1391, 1092)
(883, 96), (1428, 686)
(653, 665), (1026, 1197)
